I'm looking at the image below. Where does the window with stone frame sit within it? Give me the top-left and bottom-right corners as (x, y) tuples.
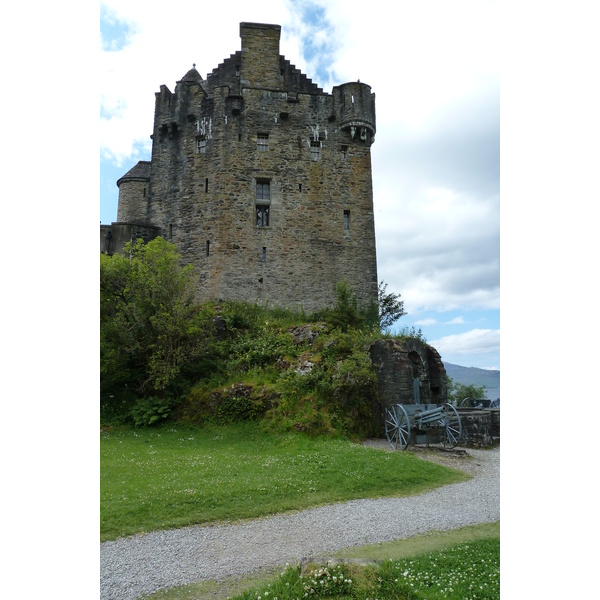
(197, 136), (207, 153)
(310, 140), (321, 161)
(256, 180), (270, 227)
(257, 134), (269, 152)
(256, 205), (270, 227)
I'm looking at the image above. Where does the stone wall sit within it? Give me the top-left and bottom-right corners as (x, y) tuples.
(101, 222), (161, 256)
(370, 338), (447, 433)
(456, 408), (500, 447)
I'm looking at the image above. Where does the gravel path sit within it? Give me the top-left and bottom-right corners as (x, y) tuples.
(100, 445), (499, 600)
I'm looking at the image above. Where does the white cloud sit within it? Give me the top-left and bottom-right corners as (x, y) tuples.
(430, 329), (500, 357)
(446, 317), (465, 325)
(414, 318), (438, 327)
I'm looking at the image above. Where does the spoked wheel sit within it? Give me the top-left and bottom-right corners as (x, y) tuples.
(385, 404), (410, 450)
(442, 403), (462, 448)
(490, 399), (500, 408)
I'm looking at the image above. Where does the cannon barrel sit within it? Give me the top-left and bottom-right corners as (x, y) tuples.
(415, 407), (444, 427)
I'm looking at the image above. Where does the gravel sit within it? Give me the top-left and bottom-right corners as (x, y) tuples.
(100, 445), (499, 600)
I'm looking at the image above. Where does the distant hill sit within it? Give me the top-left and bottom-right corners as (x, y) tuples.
(444, 362), (500, 395)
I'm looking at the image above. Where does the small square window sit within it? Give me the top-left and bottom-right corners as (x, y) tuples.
(256, 205), (270, 227)
(310, 140), (321, 161)
(257, 134), (269, 152)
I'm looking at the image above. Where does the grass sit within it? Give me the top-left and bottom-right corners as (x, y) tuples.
(143, 522), (500, 600)
(100, 423), (470, 542)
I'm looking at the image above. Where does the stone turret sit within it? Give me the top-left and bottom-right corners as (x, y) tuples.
(334, 82), (376, 145)
(116, 161), (151, 223)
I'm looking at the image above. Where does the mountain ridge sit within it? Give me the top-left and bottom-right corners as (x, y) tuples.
(443, 362), (500, 392)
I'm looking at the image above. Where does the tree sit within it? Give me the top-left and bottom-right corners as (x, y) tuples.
(447, 379), (487, 406)
(327, 280), (364, 332)
(100, 237), (215, 423)
(378, 281), (406, 330)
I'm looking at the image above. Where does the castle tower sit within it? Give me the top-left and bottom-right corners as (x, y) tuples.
(116, 161), (151, 223)
(110, 22), (378, 313)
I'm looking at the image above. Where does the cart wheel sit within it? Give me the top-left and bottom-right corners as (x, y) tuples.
(460, 397), (472, 408)
(442, 403), (462, 448)
(385, 404), (410, 450)
(490, 399), (500, 408)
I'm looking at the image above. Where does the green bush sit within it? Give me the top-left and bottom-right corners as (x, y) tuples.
(228, 328), (295, 372)
(130, 395), (176, 427)
(447, 380), (487, 406)
(100, 237), (216, 424)
(217, 393), (263, 423)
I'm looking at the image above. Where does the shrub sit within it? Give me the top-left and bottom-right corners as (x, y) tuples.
(100, 237), (216, 423)
(217, 392), (263, 423)
(130, 395), (176, 427)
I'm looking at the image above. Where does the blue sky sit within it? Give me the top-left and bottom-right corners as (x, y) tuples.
(100, 0), (500, 370)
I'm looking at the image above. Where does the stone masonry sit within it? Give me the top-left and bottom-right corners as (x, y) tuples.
(104, 22), (378, 313)
(370, 338), (447, 431)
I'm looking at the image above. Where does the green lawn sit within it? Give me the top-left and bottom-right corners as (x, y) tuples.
(100, 423), (470, 541)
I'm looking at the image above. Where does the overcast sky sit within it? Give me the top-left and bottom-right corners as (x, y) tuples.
(100, 0), (500, 371)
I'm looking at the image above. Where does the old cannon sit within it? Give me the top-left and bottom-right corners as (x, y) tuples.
(385, 403), (462, 450)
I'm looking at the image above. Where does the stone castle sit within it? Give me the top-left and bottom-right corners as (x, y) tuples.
(101, 22), (378, 313)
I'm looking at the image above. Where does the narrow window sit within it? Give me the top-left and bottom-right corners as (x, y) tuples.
(256, 205), (270, 227)
(299, 184), (302, 192)
(341, 145), (348, 158)
(256, 180), (270, 201)
(143, 187), (146, 197)
(256, 180), (270, 227)
(262, 247), (267, 262)
(235, 65), (240, 76)
(257, 134), (269, 152)
(206, 240), (210, 257)
(197, 136), (206, 153)
(344, 210), (350, 230)
(205, 178), (209, 193)
(169, 224), (173, 239)
(310, 140), (321, 161)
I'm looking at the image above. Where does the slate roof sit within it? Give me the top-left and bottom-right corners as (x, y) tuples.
(179, 66), (203, 83)
(116, 161), (151, 187)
